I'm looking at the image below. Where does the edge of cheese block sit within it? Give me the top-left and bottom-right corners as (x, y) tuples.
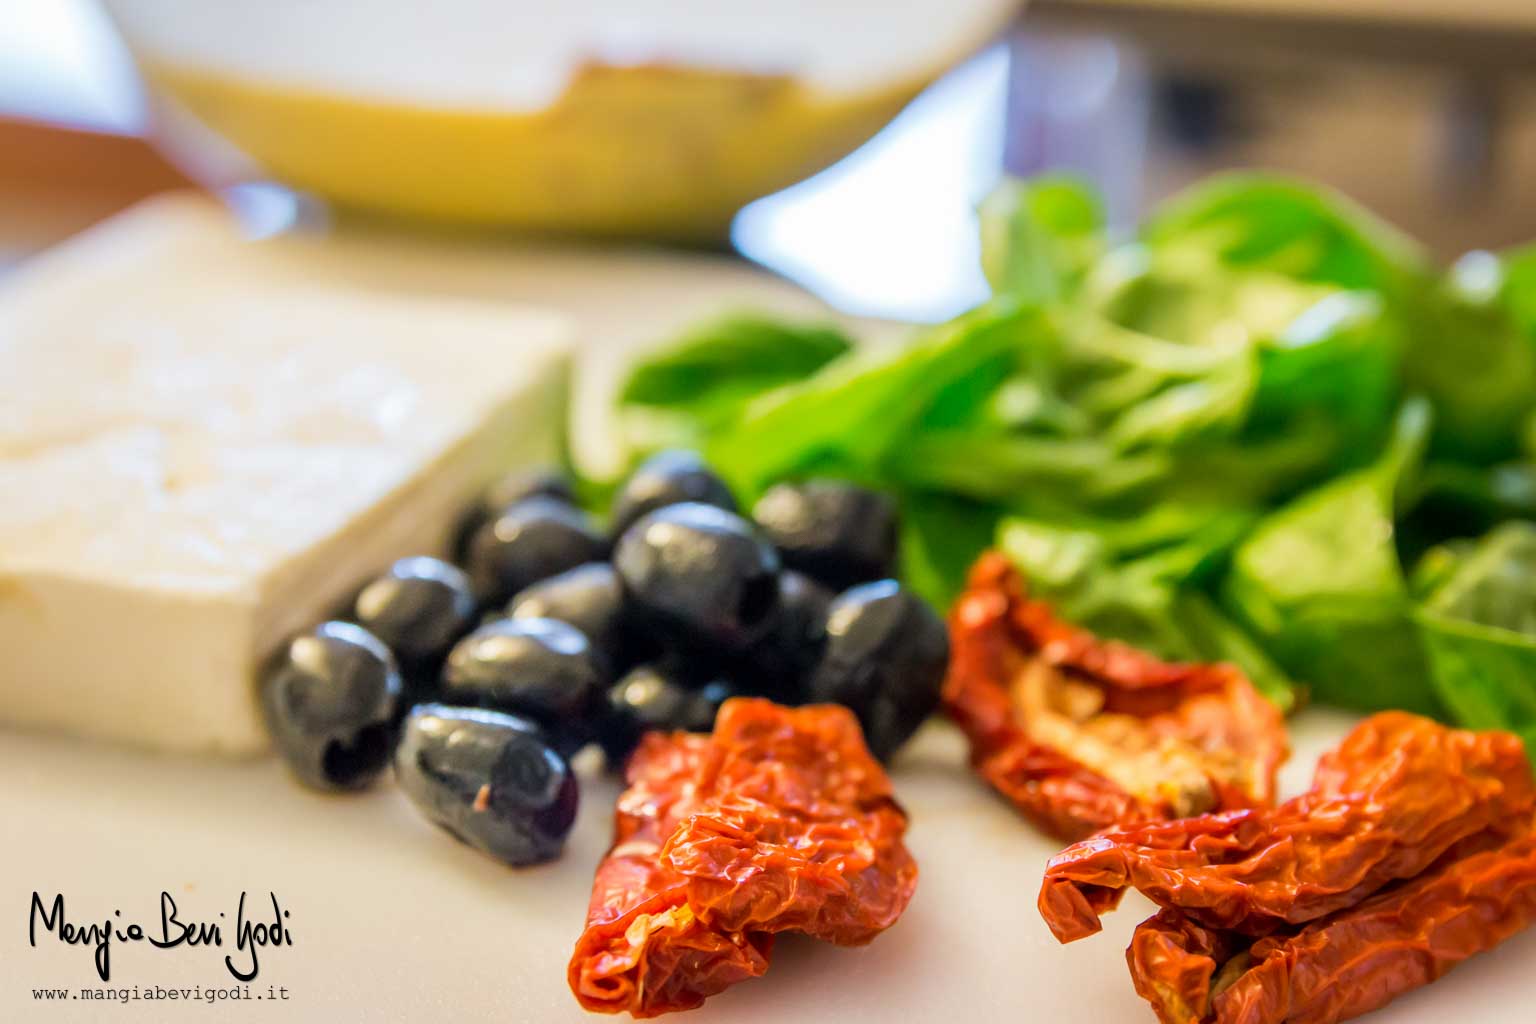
(0, 195), (575, 754)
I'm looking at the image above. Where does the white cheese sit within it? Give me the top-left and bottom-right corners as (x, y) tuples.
(0, 199), (573, 753)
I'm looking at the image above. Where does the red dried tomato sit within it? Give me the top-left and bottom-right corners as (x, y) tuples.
(944, 551), (1287, 841)
(568, 698), (918, 1018)
(1126, 826), (1536, 1024)
(1038, 711), (1535, 943)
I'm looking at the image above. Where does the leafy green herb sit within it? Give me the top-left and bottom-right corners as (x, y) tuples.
(615, 313), (853, 452)
(996, 508), (1296, 708)
(609, 171), (1536, 726)
(1139, 173), (1427, 298)
(1416, 522), (1536, 749)
(979, 176), (1104, 302)
(1397, 460), (1536, 567)
(899, 491), (1005, 610)
(1223, 400), (1439, 713)
(1172, 592), (1298, 710)
(620, 313), (850, 413)
(1404, 251), (1536, 463)
(702, 301), (1033, 497)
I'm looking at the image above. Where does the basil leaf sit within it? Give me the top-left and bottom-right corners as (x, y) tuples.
(1141, 172), (1428, 298)
(704, 302), (1032, 498)
(900, 492), (1004, 611)
(1405, 251), (1536, 463)
(1223, 400), (1440, 713)
(620, 313), (852, 423)
(1416, 521), (1536, 749)
(997, 509), (1297, 709)
(980, 176), (1104, 302)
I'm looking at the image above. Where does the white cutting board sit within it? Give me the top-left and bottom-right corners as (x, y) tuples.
(4, 200), (1535, 1022)
(7, 711), (1536, 1023)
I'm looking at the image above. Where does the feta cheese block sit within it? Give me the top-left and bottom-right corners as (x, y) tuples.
(0, 200), (573, 753)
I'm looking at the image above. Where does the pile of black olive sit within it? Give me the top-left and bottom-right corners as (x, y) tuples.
(260, 450), (949, 868)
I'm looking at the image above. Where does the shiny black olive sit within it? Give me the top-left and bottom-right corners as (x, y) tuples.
(464, 496), (605, 605)
(608, 449), (737, 540)
(598, 665), (735, 767)
(394, 703), (578, 867)
(732, 570), (832, 704)
(752, 480), (899, 590)
(353, 557), (477, 686)
(613, 502), (781, 654)
(804, 580), (948, 761)
(451, 467), (577, 563)
(261, 621), (402, 791)
(507, 562), (640, 671)
(440, 617), (607, 753)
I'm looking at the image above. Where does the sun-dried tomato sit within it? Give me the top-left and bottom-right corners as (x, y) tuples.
(568, 697), (918, 1018)
(1038, 711), (1535, 943)
(944, 551), (1287, 841)
(1126, 824), (1536, 1024)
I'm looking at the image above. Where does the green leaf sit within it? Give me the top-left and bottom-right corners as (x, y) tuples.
(1141, 172), (1428, 298)
(899, 492), (1004, 610)
(1419, 521), (1536, 638)
(996, 509), (1297, 709)
(1249, 291), (1400, 451)
(619, 313), (852, 423)
(979, 176), (1104, 302)
(1085, 248), (1340, 353)
(1415, 521), (1536, 750)
(1157, 414), (1352, 508)
(599, 172), (1536, 732)
(894, 429), (1171, 509)
(1223, 399), (1440, 713)
(1081, 248), (1400, 464)
(1497, 243), (1536, 339)
(1405, 252), (1536, 463)
(997, 518), (1107, 600)
(1397, 460), (1536, 566)
(999, 514), (1192, 661)
(703, 302), (1033, 498)
(1172, 592), (1299, 711)
(1408, 540), (1476, 600)
(1103, 357), (1254, 452)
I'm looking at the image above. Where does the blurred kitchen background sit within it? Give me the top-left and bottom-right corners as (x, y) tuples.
(3, 0), (1535, 322)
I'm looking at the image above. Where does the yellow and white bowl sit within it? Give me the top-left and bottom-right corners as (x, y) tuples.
(103, 0), (1017, 239)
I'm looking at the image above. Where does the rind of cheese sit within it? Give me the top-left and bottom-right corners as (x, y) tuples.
(0, 199), (573, 753)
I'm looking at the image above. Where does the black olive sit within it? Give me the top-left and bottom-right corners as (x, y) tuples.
(261, 622), (402, 791)
(353, 557), (477, 690)
(440, 617), (608, 754)
(598, 665), (734, 767)
(608, 450), (737, 540)
(450, 467), (577, 563)
(394, 703), (578, 867)
(613, 502), (781, 654)
(731, 570), (832, 704)
(804, 580), (948, 760)
(507, 562), (641, 671)
(464, 496), (605, 605)
(752, 480), (899, 590)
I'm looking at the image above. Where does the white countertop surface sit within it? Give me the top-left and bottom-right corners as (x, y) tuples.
(6, 708), (1536, 1023)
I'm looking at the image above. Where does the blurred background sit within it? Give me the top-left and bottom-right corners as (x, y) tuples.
(3, 0), (1535, 322)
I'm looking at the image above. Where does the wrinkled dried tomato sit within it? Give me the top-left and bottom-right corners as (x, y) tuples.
(944, 551), (1286, 841)
(1127, 825), (1536, 1024)
(568, 697), (917, 1018)
(1038, 711), (1535, 943)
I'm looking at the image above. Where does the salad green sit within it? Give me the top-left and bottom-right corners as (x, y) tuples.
(1416, 523), (1536, 749)
(611, 172), (1536, 736)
